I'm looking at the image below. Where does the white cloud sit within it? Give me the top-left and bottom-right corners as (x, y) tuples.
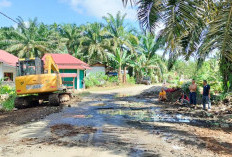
(59, 0), (137, 21)
(13, 21), (30, 29)
(0, 0), (12, 8)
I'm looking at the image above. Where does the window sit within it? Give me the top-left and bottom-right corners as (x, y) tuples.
(4, 73), (13, 81)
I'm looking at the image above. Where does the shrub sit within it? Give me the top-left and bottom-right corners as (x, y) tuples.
(0, 81), (16, 110)
(85, 72), (109, 88)
(108, 76), (119, 83)
(2, 93), (16, 110)
(127, 75), (135, 84)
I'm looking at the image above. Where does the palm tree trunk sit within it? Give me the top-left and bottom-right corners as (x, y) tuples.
(220, 55), (232, 92)
(118, 65), (122, 83)
(123, 66), (127, 83)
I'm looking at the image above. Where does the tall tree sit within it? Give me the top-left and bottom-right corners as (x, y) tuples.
(79, 22), (110, 63)
(59, 24), (83, 55)
(103, 12), (139, 82)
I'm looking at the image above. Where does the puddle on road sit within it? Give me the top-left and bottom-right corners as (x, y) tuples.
(115, 93), (131, 98)
(63, 114), (93, 118)
(98, 107), (191, 123)
(91, 103), (106, 107)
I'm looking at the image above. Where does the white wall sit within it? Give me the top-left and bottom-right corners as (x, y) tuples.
(86, 67), (105, 76)
(0, 63), (17, 81)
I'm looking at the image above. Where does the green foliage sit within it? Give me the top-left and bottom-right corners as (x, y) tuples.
(127, 75), (136, 84)
(108, 76), (119, 83)
(181, 82), (191, 94)
(0, 81), (16, 110)
(85, 72), (107, 88)
(0, 85), (15, 95)
(85, 72), (135, 88)
(2, 93), (16, 111)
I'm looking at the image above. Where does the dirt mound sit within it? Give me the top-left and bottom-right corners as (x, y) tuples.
(50, 124), (97, 137)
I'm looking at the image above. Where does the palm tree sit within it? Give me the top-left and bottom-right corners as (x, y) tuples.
(59, 24), (83, 55)
(79, 22), (110, 64)
(103, 12), (138, 54)
(103, 12), (139, 82)
(0, 17), (55, 58)
(107, 48), (132, 83)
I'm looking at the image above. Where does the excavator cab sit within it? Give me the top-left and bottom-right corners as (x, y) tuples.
(16, 58), (44, 77)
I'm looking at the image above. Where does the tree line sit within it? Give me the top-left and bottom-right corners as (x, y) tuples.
(0, 12), (165, 84)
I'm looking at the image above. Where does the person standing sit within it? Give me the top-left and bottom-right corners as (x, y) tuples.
(189, 79), (197, 106)
(202, 80), (211, 110)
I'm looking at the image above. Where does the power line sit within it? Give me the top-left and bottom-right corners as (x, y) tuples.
(0, 11), (19, 25)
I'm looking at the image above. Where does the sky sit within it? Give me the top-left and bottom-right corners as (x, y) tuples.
(0, 0), (139, 27)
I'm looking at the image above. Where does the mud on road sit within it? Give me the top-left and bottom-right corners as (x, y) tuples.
(0, 85), (231, 157)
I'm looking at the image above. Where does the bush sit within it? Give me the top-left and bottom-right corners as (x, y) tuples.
(85, 73), (135, 88)
(127, 75), (135, 84)
(108, 76), (119, 83)
(85, 72), (109, 88)
(0, 85), (15, 95)
(2, 93), (16, 110)
(0, 82), (16, 110)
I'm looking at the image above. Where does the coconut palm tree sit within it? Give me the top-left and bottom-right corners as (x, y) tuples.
(103, 12), (139, 82)
(78, 22), (111, 64)
(0, 17), (55, 58)
(103, 11), (138, 54)
(59, 24), (83, 55)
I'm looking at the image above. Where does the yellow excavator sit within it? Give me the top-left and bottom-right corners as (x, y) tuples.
(15, 54), (71, 109)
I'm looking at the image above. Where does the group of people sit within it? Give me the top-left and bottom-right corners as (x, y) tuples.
(159, 79), (211, 110)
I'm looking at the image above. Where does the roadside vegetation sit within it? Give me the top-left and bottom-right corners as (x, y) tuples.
(0, 80), (16, 111)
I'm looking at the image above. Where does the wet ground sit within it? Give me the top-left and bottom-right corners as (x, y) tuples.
(0, 85), (231, 157)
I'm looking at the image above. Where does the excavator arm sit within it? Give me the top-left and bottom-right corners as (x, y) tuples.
(44, 54), (59, 74)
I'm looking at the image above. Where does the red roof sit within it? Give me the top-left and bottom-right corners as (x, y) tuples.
(0, 50), (18, 66)
(42, 53), (90, 70)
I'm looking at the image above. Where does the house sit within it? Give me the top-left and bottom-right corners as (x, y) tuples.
(42, 53), (90, 90)
(0, 50), (18, 84)
(86, 62), (106, 76)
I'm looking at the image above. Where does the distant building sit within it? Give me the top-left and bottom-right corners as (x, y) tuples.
(43, 54), (90, 90)
(86, 62), (106, 76)
(0, 50), (18, 84)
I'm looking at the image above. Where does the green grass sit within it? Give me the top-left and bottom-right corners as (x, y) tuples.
(2, 94), (16, 111)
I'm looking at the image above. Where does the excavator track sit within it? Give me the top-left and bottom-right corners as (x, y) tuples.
(14, 93), (72, 109)
(48, 93), (60, 106)
(14, 95), (39, 109)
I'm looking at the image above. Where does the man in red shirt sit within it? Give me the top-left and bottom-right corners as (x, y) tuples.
(176, 92), (190, 105)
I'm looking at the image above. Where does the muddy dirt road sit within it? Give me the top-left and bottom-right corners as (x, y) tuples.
(0, 85), (231, 157)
